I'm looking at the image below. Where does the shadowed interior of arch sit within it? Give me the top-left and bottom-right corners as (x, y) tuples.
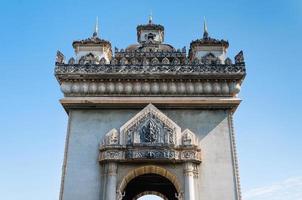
(122, 173), (177, 200)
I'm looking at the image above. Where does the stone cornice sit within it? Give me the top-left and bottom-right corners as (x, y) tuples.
(190, 37), (229, 48)
(137, 24), (164, 32)
(72, 37), (111, 48)
(59, 97), (241, 112)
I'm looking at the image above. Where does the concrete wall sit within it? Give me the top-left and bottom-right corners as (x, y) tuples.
(60, 108), (237, 200)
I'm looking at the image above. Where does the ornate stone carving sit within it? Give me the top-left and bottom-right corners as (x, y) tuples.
(104, 151), (122, 160)
(120, 104), (180, 146)
(56, 50), (65, 64)
(126, 150), (176, 160)
(111, 58), (118, 65)
(131, 58), (139, 65)
(55, 63), (245, 75)
(99, 104), (201, 163)
(182, 129), (196, 146)
(225, 57), (232, 65)
(192, 58), (200, 65)
(79, 53), (98, 64)
(162, 57), (170, 64)
(142, 58), (149, 65)
(172, 58), (180, 65)
(181, 151), (197, 160)
(183, 162), (198, 177)
(202, 53), (219, 64)
(104, 129), (119, 145)
(235, 50), (244, 64)
(151, 57), (159, 65)
(120, 57), (128, 65)
(68, 57), (75, 64)
(99, 57), (106, 65)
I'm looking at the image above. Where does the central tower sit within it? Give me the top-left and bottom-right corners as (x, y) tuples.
(55, 18), (246, 200)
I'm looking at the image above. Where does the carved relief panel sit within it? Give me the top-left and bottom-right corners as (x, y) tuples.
(99, 104), (201, 163)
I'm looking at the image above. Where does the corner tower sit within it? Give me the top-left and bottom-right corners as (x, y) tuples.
(71, 19), (112, 64)
(55, 18), (246, 200)
(189, 19), (229, 64)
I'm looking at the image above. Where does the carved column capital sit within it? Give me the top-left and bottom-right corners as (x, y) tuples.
(107, 162), (117, 176)
(183, 162), (198, 177)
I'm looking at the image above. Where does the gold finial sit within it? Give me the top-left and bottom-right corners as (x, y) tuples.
(149, 11), (153, 24)
(203, 16), (209, 39)
(93, 16), (99, 37)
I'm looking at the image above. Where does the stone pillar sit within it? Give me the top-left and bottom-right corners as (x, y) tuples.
(105, 162), (117, 200)
(184, 162), (195, 200)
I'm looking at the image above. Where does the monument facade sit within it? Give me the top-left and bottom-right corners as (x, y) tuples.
(55, 17), (246, 200)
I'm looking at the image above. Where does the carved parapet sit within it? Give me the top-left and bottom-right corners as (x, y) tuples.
(55, 61), (245, 97)
(115, 49), (186, 58)
(55, 62), (245, 76)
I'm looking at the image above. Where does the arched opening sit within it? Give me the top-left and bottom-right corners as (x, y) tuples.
(137, 193), (164, 200)
(117, 165), (181, 200)
(122, 173), (177, 200)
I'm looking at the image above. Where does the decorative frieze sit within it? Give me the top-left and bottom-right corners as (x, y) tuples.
(55, 63), (245, 74)
(59, 80), (241, 96)
(99, 148), (201, 163)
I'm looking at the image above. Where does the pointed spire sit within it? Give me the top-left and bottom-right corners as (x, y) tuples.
(148, 11), (153, 24)
(93, 16), (99, 38)
(203, 17), (209, 39)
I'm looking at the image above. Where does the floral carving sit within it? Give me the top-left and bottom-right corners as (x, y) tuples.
(151, 57), (159, 65)
(162, 57), (170, 64)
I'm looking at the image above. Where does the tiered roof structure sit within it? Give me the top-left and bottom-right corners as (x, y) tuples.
(55, 17), (246, 110)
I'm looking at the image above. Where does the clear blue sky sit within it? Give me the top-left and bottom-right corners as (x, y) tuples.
(0, 0), (301, 200)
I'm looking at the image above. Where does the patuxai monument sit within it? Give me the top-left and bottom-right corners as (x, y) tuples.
(55, 16), (246, 200)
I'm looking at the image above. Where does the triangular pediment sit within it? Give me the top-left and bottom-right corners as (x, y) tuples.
(119, 104), (181, 145)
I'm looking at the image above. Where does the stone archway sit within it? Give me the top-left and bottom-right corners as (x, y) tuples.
(118, 165), (182, 200)
(123, 173), (176, 200)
